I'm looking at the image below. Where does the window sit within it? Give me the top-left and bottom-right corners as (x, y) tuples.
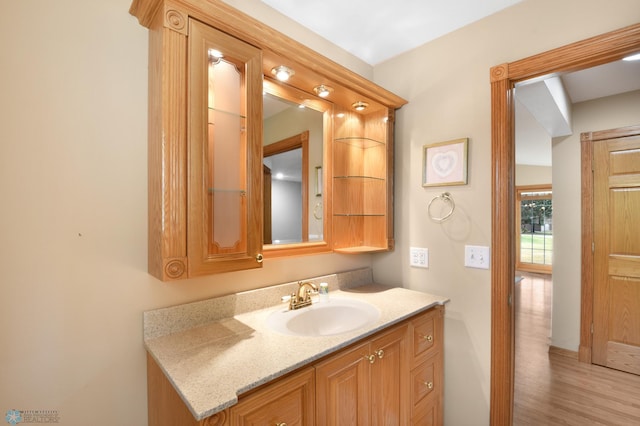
(516, 185), (552, 273)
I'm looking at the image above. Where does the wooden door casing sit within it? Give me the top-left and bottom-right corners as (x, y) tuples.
(491, 24), (640, 424)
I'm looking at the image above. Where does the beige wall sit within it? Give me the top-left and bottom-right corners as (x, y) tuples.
(551, 89), (640, 351)
(1, 0), (639, 425)
(372, 1), (639, 424)
(0, 1), (370, 425)
(516, 165), (552, 186)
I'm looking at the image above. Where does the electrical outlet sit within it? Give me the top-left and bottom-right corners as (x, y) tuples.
(465, 245), (490, 269)
(410, 247), (429, 268)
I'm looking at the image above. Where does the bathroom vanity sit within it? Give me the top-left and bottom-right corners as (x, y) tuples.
(144, 269), (448, 425)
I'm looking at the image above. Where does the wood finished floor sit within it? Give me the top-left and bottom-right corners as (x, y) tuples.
(514, 272), (640, 426)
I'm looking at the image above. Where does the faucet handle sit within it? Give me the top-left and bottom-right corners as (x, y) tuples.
(280, 294), (292, 303)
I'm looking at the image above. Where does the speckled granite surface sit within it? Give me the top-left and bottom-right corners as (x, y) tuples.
(143, 268), (449, 420)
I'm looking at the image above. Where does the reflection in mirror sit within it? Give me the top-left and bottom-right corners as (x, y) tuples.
(263, 131), (308, 244)
(263, 91), (324, 246)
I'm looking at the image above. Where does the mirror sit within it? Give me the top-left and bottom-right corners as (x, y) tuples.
(262, 80), (332, 253)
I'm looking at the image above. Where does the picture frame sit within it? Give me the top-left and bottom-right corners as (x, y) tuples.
(422, 138), (468, 187)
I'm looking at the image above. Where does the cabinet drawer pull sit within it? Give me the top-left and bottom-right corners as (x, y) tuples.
(375, 349), (384, 359)
(364, 354), (376, 364)
(424, 381), (434, 389)
(275, 423), (287, 426)
(421, 334), (433, 342)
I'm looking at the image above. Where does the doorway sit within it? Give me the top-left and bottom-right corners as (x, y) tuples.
(489, 23), (640, 424)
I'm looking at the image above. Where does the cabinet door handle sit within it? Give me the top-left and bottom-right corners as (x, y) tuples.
(424, 381), (434, 389)
(275, 423), (287, 426)
(375, 349), (384, 359)
(256, 253), (264, 263)
(421, 334), (433, 342)
(364, 354), (376, 364)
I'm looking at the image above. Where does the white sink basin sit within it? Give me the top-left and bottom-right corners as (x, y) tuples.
(266, 298), (380, 337)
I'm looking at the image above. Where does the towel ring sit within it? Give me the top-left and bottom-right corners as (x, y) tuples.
(428, 192), (455, 222)
(313, 202), (322, 220)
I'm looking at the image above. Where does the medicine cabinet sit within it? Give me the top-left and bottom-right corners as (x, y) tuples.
(130, 0), (407, 280)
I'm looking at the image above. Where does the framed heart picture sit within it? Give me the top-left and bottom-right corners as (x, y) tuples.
(422, 138), (468, 187)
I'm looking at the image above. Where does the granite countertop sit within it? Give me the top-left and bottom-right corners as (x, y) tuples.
(143, 270), (449, 421)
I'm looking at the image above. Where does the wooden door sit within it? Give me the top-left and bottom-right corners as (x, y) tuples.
(592, 132), (640, 375)
(315, 340), (370, 425)
(369, 325), (408, 426)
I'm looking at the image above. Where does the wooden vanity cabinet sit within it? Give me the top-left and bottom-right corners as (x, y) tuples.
(146, 306), (444, 426)
(147, 352), (314, 426)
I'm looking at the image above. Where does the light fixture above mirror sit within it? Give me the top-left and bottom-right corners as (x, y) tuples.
(208, 48), (224, 59)
(313, 84), (334, 98)
(271, 65), (295, 81)
(352, 101), (369, 111)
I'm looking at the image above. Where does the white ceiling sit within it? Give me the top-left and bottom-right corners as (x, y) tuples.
(261, 1), (640, 167)
(516, 59), (640, 166)
(261, 0), (523, 65)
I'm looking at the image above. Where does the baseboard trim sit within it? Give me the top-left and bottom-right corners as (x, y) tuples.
(578, 345), (592, 364)
(548, 345), (579, 360)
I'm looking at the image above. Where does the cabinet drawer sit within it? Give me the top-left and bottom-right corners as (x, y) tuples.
(410, 356), (437, 407)
(229, 367), (315, 425)
(411, 397), (437, 426)
(410, 307), (442, 365)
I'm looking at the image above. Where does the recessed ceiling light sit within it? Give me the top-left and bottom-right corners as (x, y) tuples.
(623, 52), (640, 61)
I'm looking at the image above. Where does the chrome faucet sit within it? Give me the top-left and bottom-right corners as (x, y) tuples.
(288, 281), (318, 310)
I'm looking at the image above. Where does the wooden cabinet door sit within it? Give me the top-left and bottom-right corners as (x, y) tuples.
(369, 325), (408, 426)
(315, 325), (409, 425)
(229, 367), (315, 425)
(188, 19), (263, 277)
(315, 341), (370, 426)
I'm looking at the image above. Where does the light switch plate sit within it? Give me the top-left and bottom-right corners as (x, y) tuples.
(465, 245), (490, 269)
(410, 247), (429, 268)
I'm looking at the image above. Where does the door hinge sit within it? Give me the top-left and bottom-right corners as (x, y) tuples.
(592, 242), (595, 253)
(508, 293), (513, 306)
(591, 323), (594, 334)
